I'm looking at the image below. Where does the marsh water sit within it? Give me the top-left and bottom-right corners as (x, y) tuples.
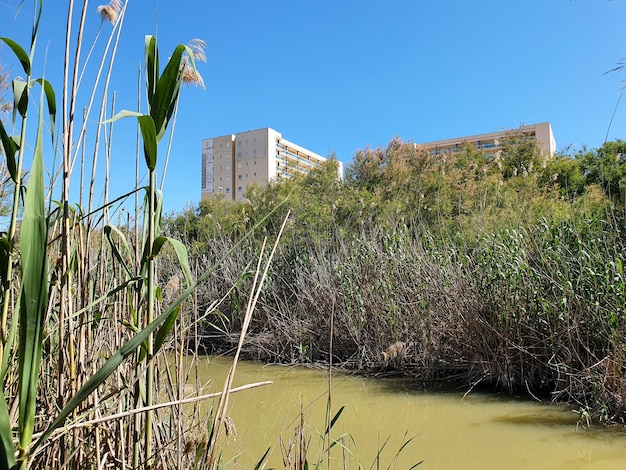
(186, 356), (626, 469)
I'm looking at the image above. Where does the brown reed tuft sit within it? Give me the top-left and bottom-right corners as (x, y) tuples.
(97, 0), (121, 24)
(182, 39), (207, 89)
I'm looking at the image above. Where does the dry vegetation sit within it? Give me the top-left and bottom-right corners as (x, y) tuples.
(168, 133), (626, 427)
(0, 1), (280, 468)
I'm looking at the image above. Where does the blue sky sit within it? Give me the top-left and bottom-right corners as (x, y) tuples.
(1, 1), (626, 214)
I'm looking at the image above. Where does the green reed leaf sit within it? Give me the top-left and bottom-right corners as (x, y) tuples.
(0, 37), (30, 76)
(105, 109), (143, 123)
(0, 120), (17, 182)
(137, 114), (157, 170)
(145, 35), (158, 112)
(0, 389), (16, 469)
(253, 447), (271, 470)
(0, 299), (18, 383)
(324, 405), (345, 435)
(0, 237), (8, 289)
(139, 304), (180, 362)
(104, 225), (134, 279)
(103, 111), (157, 170)
(17, 85), (48, 456)
(33, 78), (56, 141)
(12, 79), (28, 121)
(149, 40), (185, 142)
(29, 0), (43, 61)
(151, 235), (192, 286)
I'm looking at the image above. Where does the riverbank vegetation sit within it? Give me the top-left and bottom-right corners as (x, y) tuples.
(2, 0), (625, 467)
(0, 1), (293, 468)
(166, 135), (626, 426)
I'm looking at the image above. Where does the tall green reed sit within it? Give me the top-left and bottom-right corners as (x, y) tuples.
(0, 1), (216, 467)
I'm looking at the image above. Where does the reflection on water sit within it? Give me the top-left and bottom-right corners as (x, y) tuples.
(181, 356), (626, 469)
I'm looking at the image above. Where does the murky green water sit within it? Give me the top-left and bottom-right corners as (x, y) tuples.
(182, 356), (626, 469)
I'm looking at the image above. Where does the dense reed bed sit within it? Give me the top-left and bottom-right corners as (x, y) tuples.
(168, 137), (626, 426)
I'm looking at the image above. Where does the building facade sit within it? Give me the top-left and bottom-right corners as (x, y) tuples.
(417, 122), (556, 159)
(201, 127), (341, 201)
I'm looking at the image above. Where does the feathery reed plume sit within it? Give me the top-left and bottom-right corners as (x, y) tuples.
(97, 0), (121, 24)
(181, 39), (207, 89)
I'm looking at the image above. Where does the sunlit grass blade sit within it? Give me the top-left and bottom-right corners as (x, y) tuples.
(0, 389), (16, 469)
(12, 79), (28, 121)
(144, 35), (158, 111)
(324, 405), (345, 435)
(16, 84), (48, 463)
(0, 120), (18, 181)
(32, 78), (56, 140)
(253, 446), (271, 470)
(104, 224), (134, 279)
(146, 39), (186, 142)
(0, 37), (30, 75)
(137, 114), (157, 170)
(151, 235), (192, 285)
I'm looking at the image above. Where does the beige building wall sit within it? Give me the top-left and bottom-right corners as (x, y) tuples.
(202, 134), (235, 198)
(418, 122), (556, 158)
(233, 128), (271, 200)
(202, 127), (342, 202)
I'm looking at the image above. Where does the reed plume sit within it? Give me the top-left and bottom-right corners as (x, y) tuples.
(182, 39), (207, 89)
(97, 0), (121, 24)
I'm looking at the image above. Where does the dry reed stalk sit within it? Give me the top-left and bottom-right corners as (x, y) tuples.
(203, 212), (291, 468)
(56, 381), (273, 431)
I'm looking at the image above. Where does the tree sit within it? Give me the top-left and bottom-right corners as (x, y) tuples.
(498, 129), (542, 179)
(538, 154), (586, 200)
(577, 140), (626, 203)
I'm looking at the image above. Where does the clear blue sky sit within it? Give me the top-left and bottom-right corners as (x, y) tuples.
(1, 1), (626, 214)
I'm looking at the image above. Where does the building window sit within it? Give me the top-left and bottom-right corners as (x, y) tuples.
(225, 188), (230, 193)
(238, 186), (242, 192)
(238, 163), (242, 169)
(238, 174), (242, 180)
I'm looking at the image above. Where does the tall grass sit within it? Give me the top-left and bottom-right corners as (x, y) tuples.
(179, 205), (626, 424)
(0, 1), (282, 468)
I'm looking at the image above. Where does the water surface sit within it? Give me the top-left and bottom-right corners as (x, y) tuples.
(184, 356), (626, 469)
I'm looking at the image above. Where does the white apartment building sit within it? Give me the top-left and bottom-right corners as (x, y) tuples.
(201, 127), (342, 201)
